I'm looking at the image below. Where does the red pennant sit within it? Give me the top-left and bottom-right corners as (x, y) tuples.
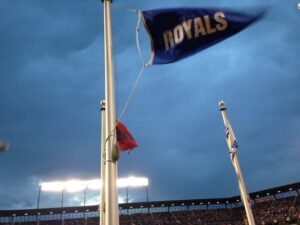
(116, 121), (138, 152)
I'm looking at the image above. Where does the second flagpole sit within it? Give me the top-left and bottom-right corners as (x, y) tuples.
(219, 101), (256, 225)
(100, 100), (106, 225)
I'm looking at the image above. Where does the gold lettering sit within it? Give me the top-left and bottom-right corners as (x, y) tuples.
(214, 12), (228, 31)
(194, 17), (206, 37)
(173, 24), (184, 44)
(182, 19), (193, 39)
(163, 30), (174, 50)
(204, 15), (216, 34)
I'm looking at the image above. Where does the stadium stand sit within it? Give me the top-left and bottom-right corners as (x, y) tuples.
(0, 182), (299, 225)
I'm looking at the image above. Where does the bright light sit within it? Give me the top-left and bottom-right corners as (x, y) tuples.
(40, 176), (149, 192)
(64, 180), (86, 192)
(118, 176), (149, 188)
(86, 179), (101, 190)
(41, 181), (65, 192)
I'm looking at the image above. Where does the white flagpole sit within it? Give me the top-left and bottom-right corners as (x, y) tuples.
(219, 101), (256, 225)
(100, 100), (106, 225)
(102, 1), (120, 225)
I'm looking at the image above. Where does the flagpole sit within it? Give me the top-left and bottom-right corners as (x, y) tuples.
(102, 0), (119, 225)
(234, 155), (255, 225)
(100, 100), (106, 225)
(219, 101), (256, 225)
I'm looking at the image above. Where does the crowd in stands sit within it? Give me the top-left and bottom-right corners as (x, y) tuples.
(1, 193), (300, 225)
(117, 195), (300, 225)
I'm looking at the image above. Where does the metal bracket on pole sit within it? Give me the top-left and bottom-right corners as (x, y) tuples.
(100, 100), (106, 111)
(112, 143), (120, 162)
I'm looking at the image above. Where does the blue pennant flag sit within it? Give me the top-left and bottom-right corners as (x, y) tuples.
(141, 8), (263, 64)
(225, 123), (238, 163)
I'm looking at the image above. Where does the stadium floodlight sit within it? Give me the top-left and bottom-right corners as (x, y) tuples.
(39, 176), (150, 209)
(117, 176), (149, 188)
(86, 179), (101, 190)
(40, 176), (149, 192)
(40, 181), (65, 192)
(64, 180), (87, 192)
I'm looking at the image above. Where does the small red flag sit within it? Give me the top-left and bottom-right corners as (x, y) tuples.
(116, 121), (138, 152)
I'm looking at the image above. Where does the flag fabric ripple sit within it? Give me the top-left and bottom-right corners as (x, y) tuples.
(142, 8), (263, 64)
(116, 121), (138, 152)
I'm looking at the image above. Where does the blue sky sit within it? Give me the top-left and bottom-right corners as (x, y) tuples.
(0, 0), (299, 209)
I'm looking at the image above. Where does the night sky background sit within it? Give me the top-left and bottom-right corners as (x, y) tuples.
(0, 0), (299, 210)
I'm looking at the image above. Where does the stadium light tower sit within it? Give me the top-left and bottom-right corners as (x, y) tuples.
(117, 176), (149, 188)
(39, 176), (149, 205)
(40, 177), (149, 191)
(118, 176), (149, 211)
(61, 188), (65, 225)
(36, 185), (41, 225)
(38, 177), (149, 225)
